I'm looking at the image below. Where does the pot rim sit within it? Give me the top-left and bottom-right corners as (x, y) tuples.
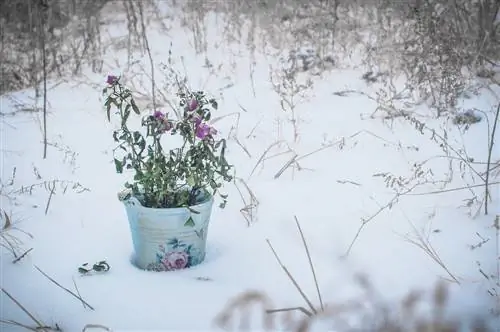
(117, 189), (214, 211)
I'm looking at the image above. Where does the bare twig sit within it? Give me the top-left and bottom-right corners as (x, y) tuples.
(266, 239), (317, 315)
(343, 185), (418, 257)
(44, 181), (56, 215)
(234, 178), (259, 225)
(407, 181), (500, 196)
(246, 118), (262, 138)
(266, 306), (312, 316)
(138, 1), (156, 111)
(295, 131), (361, 162)
(12, 248), (33, 264)
(82, 324), (112, 331)
(34, 265), (95, 310)
(249, 141), (284, 178)
(400, 217), (461, 284)
(274, 154), (298, 179)
(72, 277), (90, 310)
(0, 319), (39, 331)
(41, 5), (47, 160)
(485, 103), (500, 215)
(1, 288), (45, 329)
(294, 216), (324, 311)
(233, 136), (252, 158)
(337, 179), (362, 186)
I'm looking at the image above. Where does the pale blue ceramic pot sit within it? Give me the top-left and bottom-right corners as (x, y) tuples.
(118, 190), (213, 271)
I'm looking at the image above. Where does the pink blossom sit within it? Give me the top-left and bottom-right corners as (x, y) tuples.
(106, 75), (118, 85)
(161, 251), (189, 270)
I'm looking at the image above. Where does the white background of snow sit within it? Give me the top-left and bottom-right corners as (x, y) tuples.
(1, 2), (499, 331)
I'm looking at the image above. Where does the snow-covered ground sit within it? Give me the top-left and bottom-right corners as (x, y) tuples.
(1, 3), (499, 331)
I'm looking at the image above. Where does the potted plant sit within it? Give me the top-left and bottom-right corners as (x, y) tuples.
(103, 75), (233, 271)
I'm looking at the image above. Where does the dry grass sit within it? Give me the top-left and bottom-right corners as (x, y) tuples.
(214, 217), (498, 331)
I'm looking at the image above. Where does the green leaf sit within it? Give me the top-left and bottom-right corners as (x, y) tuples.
(133, 131), (142, 143)
(114, 158), (124, 173)
(210, 99), (218, 110)
(122, 104), (131, 127)
(184, 216), (195, 227)
(187, 207), (201, 214)
(105, 99), (112, 122)
(131, 99), (140, 115)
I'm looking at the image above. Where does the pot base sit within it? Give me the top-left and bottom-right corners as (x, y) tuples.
(120, 191), (214, 272)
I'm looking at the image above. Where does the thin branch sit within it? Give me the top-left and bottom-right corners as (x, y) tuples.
(82, 324), (112, 332)
(407, 181), (500, 196)
(343, 185), (417, 257)
(266, 306), (312, 316)
(295, 216), (324, 311)
(485, 102), (500, 215)
(266, 239), (317, 315)
(137, 2), (156, 111)
(0, 319), (38, 331)
(400, 217), (461, 284)
(34, 265), (95, 310)
(72, 277), (90, 310)
(249, 141), (284, 179)
(0, 288), (45, 328)
(274, 154), (298, 179)
(12, 248), (33, 264)
(44, 181), (56, 215)
(41, 3), (47, 159)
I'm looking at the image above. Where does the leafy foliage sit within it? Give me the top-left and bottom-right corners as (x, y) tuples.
(103, 75), (233, 209)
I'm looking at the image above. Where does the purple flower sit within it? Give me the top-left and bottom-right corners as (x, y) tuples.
(195, 123), (217, 139)
(153, 110), (165, 119)
(106, 75), (118, 85)
(188, 99), (199, 112)
(153, 111), (173, 133)
(190, 115), (202, 127)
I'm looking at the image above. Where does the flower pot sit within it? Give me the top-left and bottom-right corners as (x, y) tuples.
(118, 190), (214, 271)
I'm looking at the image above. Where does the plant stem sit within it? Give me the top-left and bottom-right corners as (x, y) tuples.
(485, 102), (500, 215)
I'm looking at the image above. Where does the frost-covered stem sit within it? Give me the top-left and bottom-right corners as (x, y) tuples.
(137, 2), (156, 112)
(39, 4), (48, 159)
(485, 102), (500, 215)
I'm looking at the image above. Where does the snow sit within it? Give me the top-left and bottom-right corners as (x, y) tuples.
(1, 3), (499, 332)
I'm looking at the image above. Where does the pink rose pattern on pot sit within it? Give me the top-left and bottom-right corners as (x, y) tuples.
(161, 251), (189, 270)
(146, 237), (204, 272)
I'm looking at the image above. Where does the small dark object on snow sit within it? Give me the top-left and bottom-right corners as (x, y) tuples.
(362, 71), (384, 83)
(452, 110), (481, 126)
(78, 260), (110, 275)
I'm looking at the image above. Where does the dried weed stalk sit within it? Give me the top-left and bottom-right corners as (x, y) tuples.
(215, 218), (495, 331)
(400, 217), (461, 284)
(269, 52), (314, 144)
(234, 178), (259, 226)
(1, 287), (61, 331)
(34, 265), (95, 310)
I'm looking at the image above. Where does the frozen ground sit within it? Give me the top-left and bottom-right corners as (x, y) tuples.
(1, 3), (499, 332)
